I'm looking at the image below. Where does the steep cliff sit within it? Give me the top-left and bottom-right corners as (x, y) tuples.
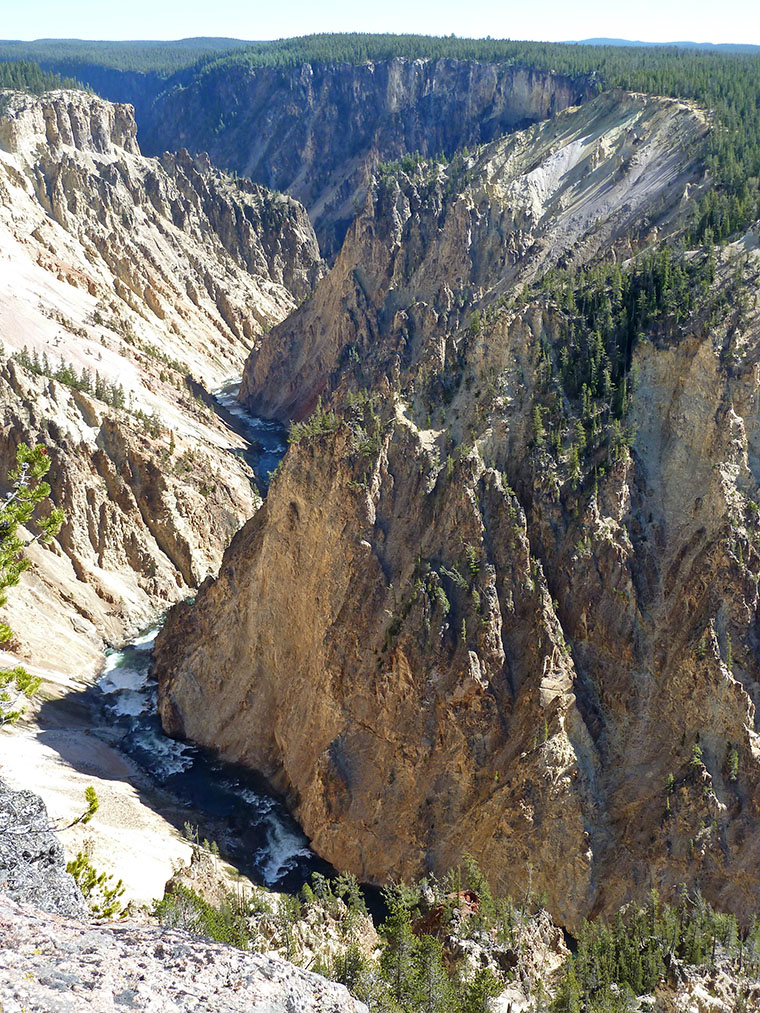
(142, 58), (590, 256)
(0, 88), (323, 680)
(159, 241), (760, 929)
(241, 90), (706, 421)
(155, 90), (760, 930)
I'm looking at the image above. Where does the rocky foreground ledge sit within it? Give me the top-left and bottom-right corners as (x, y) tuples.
(0, 779), (365, 1012)
(0, 893), (367, 1012)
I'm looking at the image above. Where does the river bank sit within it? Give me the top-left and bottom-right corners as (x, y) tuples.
(0, 382), (330, 909)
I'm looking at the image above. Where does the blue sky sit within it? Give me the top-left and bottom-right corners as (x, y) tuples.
(2, 0), (757, 46)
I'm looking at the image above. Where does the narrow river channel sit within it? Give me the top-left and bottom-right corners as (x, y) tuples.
(92, 379), (334, 892)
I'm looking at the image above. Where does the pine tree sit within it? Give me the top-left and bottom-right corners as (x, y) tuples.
(461, 967), (503, 1013)
(533, 405), (546, 450)
(380, 903), (418, 1006)
(0, 443), (64, 725)
(551, 959), (582, 1013)
(413, 935), (457, 1013)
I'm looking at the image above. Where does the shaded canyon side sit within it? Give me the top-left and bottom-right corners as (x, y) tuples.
(141, 58), (591, 257)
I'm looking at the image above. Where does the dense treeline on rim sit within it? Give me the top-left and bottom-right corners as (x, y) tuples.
(0, 38), (252, 76)
(1, 34), (759, 240)
(0, 59), (82, 94)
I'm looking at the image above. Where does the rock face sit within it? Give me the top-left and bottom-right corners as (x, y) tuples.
(0, 893), (368, 1012)
(241, 90), (706, 421)
(0, 88), (323, 679)
(156, 88), (760, 931)
(0, 89), (323, 355)
(141, 58), (590, 257)
(0, 777), (87, 920)
(0, 87), (140, 155)
(0, 359), (255, 677)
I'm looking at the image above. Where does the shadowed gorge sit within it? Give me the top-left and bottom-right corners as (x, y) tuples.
(139, 59), (590, 258)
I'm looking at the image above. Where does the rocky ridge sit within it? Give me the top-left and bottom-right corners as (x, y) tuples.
(156, 89), (760, 932)
(0, 780), (366, 1013)
(0, 90), (323, 379)
(0, 88), (323, 681)
(0, 894), (368, 1012)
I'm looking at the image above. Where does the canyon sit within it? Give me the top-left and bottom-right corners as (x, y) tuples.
(1, 36), (760, 1011)
(139, 58), (590, 257)
(0, 51), (591, 258)
(0, 86), (324, 929)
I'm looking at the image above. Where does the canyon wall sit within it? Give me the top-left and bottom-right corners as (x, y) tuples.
(141, 58), (591, 256)
(154, 92), (760, 929)
(0, 89), (323, 680)
(241, 90), (705, 421)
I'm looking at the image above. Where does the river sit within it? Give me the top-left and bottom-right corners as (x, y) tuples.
(92, 379), (334, 893)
